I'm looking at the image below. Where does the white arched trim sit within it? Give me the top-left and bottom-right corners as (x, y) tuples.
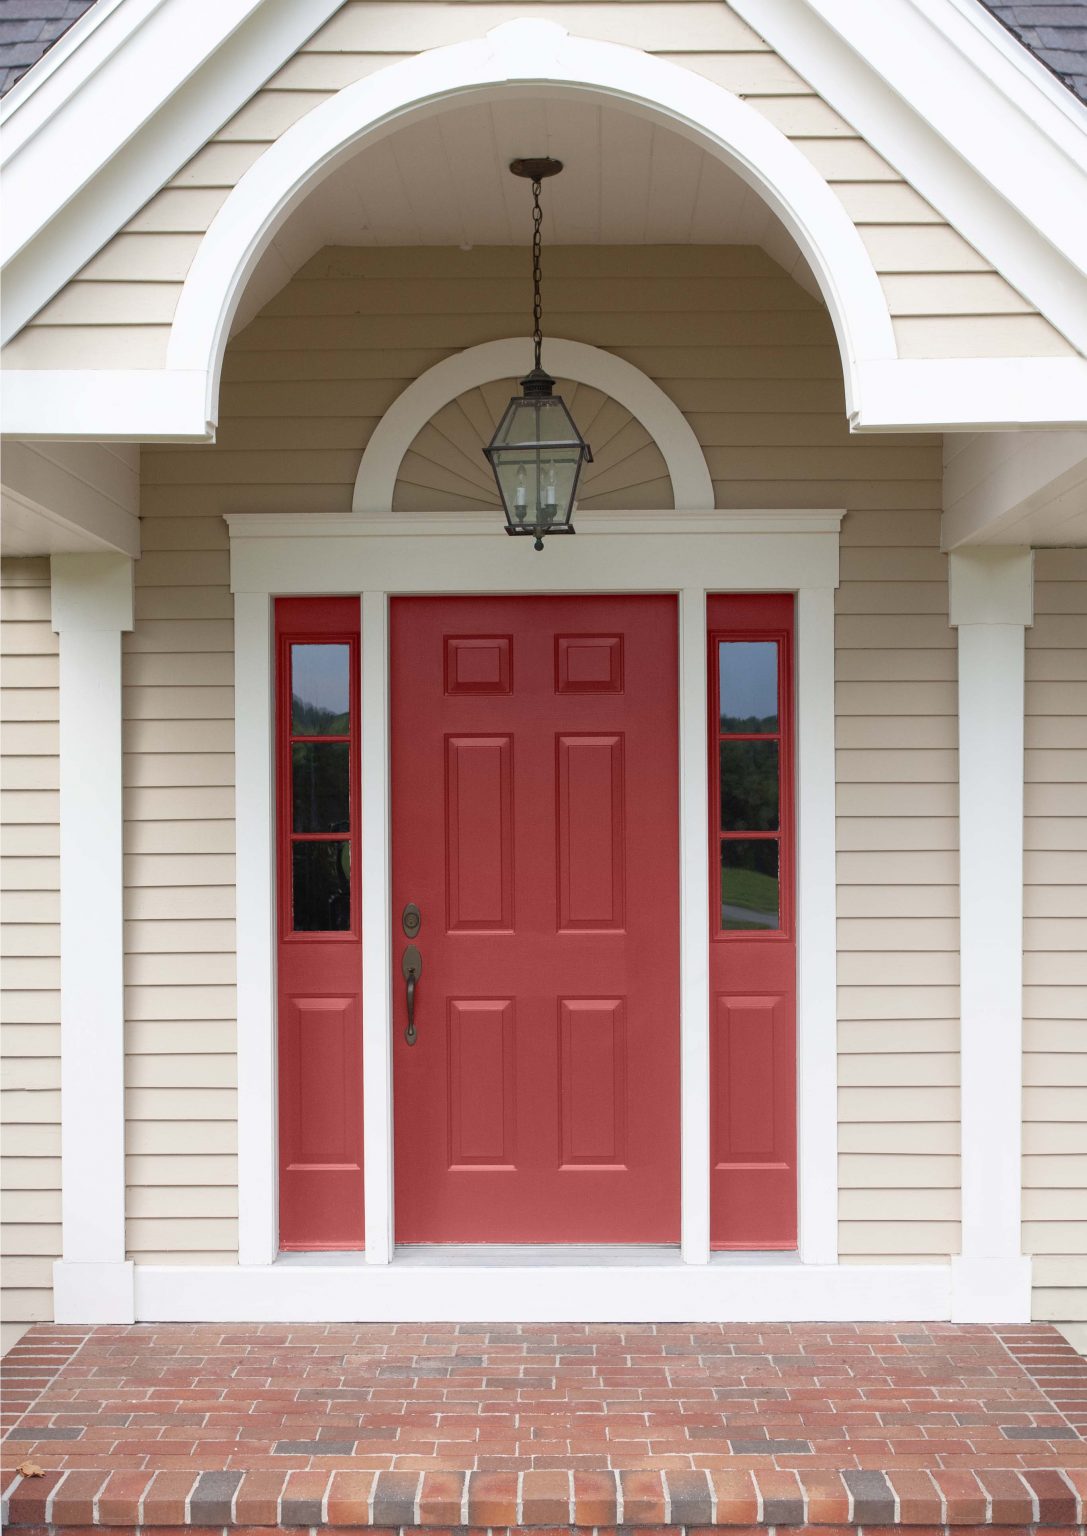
(353, 337), (714, 514)
(166, 20), (898, 427)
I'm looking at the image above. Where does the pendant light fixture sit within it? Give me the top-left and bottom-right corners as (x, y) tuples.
(484, 158), (593, 550)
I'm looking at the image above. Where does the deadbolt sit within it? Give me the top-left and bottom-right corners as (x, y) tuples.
(402, 901), (421, 938)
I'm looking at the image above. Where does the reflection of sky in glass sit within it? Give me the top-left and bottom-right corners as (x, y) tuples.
(292, 645), (349, 718)
(720, 641), (778, 727)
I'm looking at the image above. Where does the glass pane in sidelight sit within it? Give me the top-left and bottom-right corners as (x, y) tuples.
(292, 742), (350, 834)
(720, 739), (779, 832)
(291, 644), (350, 735)
(721, 839), (779, 931)
(719, 640), (778, 733)
(292, 840), (351, 932)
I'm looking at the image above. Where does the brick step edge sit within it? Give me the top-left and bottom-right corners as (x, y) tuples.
(3, 1469), (1086, 1529)
(3, 1527), (1087, 1536)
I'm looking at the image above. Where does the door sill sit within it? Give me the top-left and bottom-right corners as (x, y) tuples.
(275, 1244), (801, 1268)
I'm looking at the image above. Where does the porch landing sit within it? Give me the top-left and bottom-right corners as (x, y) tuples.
(2, 1323), (1085, 1532)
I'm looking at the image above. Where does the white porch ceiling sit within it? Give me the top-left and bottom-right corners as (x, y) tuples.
(233, 96), (819, 334)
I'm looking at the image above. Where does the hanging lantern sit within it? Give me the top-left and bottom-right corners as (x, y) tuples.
(484, 159), (592, 550)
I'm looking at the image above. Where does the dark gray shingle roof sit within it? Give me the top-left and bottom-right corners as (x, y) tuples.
(0, 0), (97, 95)
(978, 2), (1087, 101)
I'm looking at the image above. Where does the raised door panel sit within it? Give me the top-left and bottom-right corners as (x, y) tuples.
(559, 998), (627, 1168)
(446, 735), (513, 932)
(447, 999), (516, 1168)
(557, 734), (625, 932)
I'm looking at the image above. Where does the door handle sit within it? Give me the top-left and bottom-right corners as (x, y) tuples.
(402, 944), (422, 1045)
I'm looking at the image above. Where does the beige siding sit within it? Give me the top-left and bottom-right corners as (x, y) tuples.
(132, 243), (949, 1264)
(2, 1), (1070, 370)
(1025, 548), (1087, 1322)
(1, 558), (60, 1323)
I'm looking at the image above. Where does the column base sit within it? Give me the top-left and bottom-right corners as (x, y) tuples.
(950, 1254), (1032, 1323)
(53, 1260), (136, 1324)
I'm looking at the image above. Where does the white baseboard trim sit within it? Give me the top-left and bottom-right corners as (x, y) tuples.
(53, 1260), (135, 1324)
(125, 1259), (954, 1324)
(950, 1255), (1033, 1324)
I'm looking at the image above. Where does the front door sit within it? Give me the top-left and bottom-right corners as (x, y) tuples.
(391, 595), (680, 1243)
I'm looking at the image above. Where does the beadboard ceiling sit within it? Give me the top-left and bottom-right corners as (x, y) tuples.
(234, 96), (819, 334)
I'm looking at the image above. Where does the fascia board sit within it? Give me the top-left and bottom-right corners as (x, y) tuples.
(1, 0), (344, 342)
(727, 0), (1087, 356)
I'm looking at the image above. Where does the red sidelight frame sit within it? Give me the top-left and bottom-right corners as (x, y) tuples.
(274, 597), (364, 1250)
(707, 593), (797, 1250)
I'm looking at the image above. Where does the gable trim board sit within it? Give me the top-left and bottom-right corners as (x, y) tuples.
(353, 336), (715, 514)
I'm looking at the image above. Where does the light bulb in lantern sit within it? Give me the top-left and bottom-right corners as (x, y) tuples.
(514, 464), (528, 521)
(542, 463), (558, 521)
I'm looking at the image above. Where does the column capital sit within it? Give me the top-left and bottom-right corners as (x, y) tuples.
(51, 552), (134, 633)
(948, 547), (1033, 628)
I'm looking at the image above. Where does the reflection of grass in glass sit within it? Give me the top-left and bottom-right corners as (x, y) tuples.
(723, 867), (778, 914)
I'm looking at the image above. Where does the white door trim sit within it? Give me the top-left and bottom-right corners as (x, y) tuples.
(226, 509), (842, 1313)
(352, 338), (715, 515)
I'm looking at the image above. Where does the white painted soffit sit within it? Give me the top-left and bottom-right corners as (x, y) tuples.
(0, 0), (344, 345)
(727, 0), (1087, 356)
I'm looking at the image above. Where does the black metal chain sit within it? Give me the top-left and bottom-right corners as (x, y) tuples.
(531, 177), (544, 372)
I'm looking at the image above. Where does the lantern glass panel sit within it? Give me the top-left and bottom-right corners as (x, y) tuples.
(492, 446), (582, 531)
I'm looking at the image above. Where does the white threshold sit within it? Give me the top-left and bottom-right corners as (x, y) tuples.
(131, 1255), (962, 1323)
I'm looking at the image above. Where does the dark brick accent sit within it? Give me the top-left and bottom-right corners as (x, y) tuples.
(730, 1437), (812, 1454)
(371, 1470), (421, 1526)
(1001, 1422), (1078, 1437)
(843, 1468), (897, 1523)
(187, 1469), (242, 1525)
(5, 1426), (83, 1440)
(664, 1469), (713, 1525)
(274, 1440), (356, 1456)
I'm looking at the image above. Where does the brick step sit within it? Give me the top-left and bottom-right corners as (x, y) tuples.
(3, 1526), (1087, 1536)
(4, 1467), (1086, 1529)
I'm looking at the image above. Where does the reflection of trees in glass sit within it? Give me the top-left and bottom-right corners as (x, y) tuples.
(293, 842), (351, 931)
(292, 742), (349, 834)
(720, 740), (778, 831)
(292, 695), (350, 736)
(721, 713), (778, 734)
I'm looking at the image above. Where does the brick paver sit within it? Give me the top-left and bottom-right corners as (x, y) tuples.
(0, 1322), (1083, 1529)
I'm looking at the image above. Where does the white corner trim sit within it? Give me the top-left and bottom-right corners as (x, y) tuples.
(167, 20), (896, 427)
(353, 337), (715, 514)
(728, 0), (1087, 356)
(51, 554), (133, 1318)
(228, 516), (842, 1300)
(0, 0), (345, 343)
(950, 548), (1032, 1318)
(0, 369), (213, 441)
(53, 1260), (135, 1325)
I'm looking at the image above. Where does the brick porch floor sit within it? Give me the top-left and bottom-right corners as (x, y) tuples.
(2, 1322), (1085, 1532)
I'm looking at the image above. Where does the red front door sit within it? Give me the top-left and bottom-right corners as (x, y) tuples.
(390, 595), (680, 1243)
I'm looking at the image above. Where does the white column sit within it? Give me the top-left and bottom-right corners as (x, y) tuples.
(361, 591), (394, 1263)
(233, 591), (278, 1265)
(795, 586), (839, 1265)
(679, 588), (711, 1264)
(51, 553), (136, 1323)
(949, 548), (1033, 1323)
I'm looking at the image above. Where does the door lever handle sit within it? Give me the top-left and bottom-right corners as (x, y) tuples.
(402, 945), (422, 1045)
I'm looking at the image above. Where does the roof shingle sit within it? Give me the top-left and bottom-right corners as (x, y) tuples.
(0, 0), (97, 95)
(979, 1), (1087, 100)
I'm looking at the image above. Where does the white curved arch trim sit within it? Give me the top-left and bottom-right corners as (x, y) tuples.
(166, 20), (898, 427)
(353, 337), (714, 514)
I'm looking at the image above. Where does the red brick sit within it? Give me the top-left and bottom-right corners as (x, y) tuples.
(47, 1469), (109, 1527)
(976, 1467), (1036, 1524)
(1021, 1468), (1079, 1524)
(520, 1468), (571, 1523)
(795, 1469), (850, 1523)
(4, 1469), (66, 1525)
(932, 1468), (987, 1524)
(573, 1469), (618, 1524)
(884, 1467), (943, 1524)
(708, 1468), (760, 1524)
(140, 1470), (200, 1527)
(619, 1468), (667, 1524)
(466, 1471), (518, 1525)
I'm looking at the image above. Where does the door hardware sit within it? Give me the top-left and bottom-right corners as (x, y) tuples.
(402, 944), (422, 1045)
(402, 902), (422, 938)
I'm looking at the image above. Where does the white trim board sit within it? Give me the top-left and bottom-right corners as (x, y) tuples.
(353, 337), (715, 514)
(133, 1258), (950, 1323)
(228, 511), (842, 1295)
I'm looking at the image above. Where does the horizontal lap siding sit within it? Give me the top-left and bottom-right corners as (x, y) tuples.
(135, 243), (949, 1266)
(1, 1), (1068, 369)
(1025, 549), (1087, 1322)
(123, 530), (238, 1265)
(1, 558), (61, 1322)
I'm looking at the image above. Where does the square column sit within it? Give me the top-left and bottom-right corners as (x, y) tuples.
(50, 554), (136, 1323)
(949, 548), (1033, 1323)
